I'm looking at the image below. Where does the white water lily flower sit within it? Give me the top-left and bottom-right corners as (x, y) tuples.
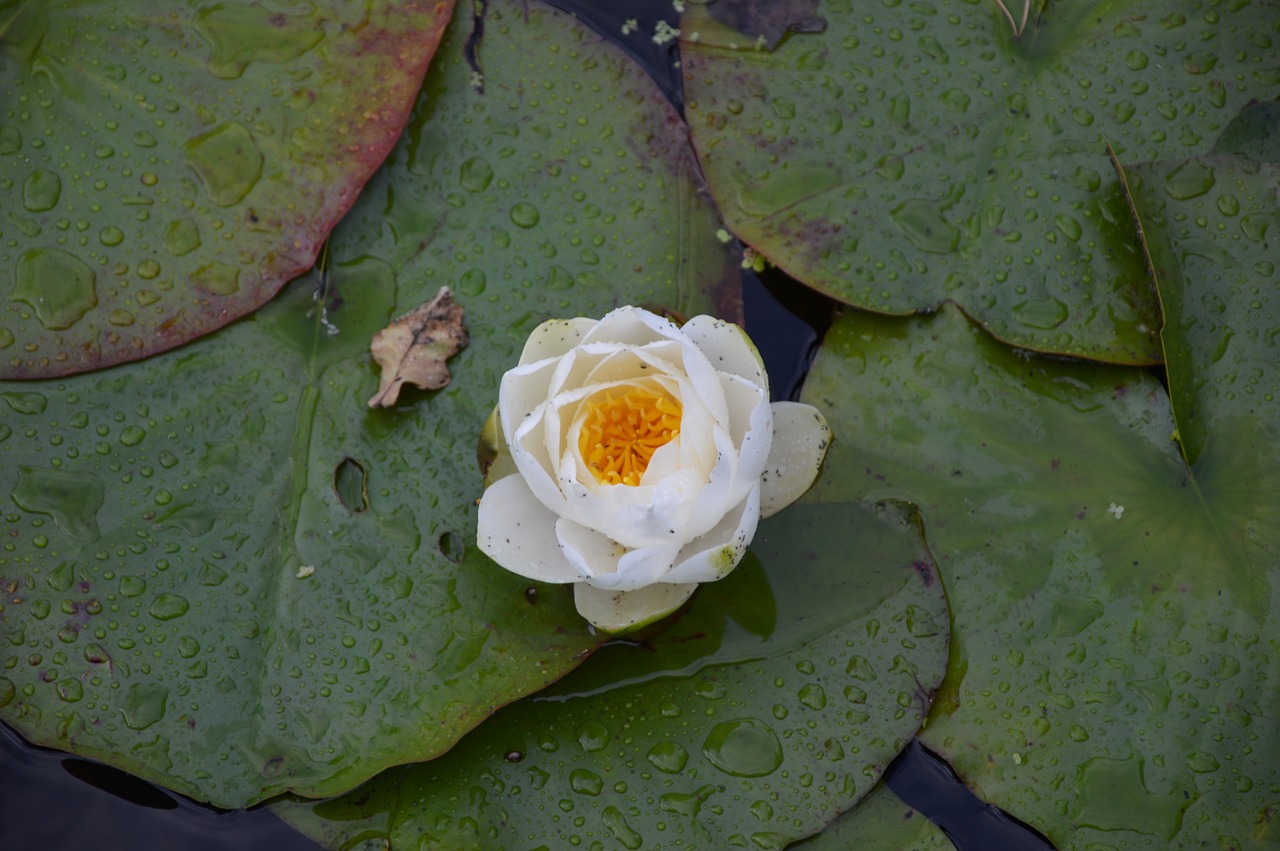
(477, 306), (830, 632)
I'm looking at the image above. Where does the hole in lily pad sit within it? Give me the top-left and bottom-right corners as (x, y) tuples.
(438, 531), (465, 563)
(333, 458), (368, 513)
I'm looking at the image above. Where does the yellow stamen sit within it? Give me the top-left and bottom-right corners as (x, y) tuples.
(578, 388), (682, 486)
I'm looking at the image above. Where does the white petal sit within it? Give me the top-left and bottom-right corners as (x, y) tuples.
(499, 358), (561, 446)
(671, 374), (720, 475)
(477, 475), (583, 583)
(560, 473), (696, 551)
(555, 518), (626, 580)
(581, 306), (684, 347)
(581, 341), (685, 386)
(663, 485), (761, 584)
(508, 402), (572, 515)
(682, 315), (769, 394)
(760, 402), (832, 518)
(679, 332), (730, 426)
(574, 582), (697, 633)
(680, 424), (741, 541)
(518, 317), (598, 366)
(587, 541), (682, 591)
(720, 372), (773, 482)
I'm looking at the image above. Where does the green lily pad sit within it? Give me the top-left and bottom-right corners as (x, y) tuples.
(276, 499), (949, 850)
(0, 0), (454, 378)
(802, 296), (1279, 845)
(0, 0), (739, 808)
(680, 0), (1278, 362)
(1125, 156), (1280, 468)
(794, 782), (949, 850)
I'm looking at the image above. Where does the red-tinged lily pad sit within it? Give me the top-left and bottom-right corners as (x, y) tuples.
(0, 0), (739, 810)
(679, 0), (1277, 363)
(0, 0), (455, 378)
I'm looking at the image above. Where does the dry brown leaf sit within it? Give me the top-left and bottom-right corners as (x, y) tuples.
(367, 287), (468, 408)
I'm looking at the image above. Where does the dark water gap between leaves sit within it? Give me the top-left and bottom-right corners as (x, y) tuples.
(0, 721), (322, 851)
(884, 740), (1057, 851)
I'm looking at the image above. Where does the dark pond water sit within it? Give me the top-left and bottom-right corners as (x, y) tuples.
(1, 3), (1058, 849)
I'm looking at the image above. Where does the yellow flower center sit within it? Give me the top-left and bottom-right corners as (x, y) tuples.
(578, 388), (682, 486)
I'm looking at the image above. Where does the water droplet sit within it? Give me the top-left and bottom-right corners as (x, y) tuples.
(195, 4), (324, 79)
(56, 678), (83, 703)
(1054, 214), (1082, 241)
(569, 768), (603, 795)
(122, 683), (168, 730)
(695, 680), (726, 700)
(1163, 160), (1215, 200)
(770, 96), (796, 119)
(22, 169), (61, 211)
(939, 88), (971, 113)
(119, 576), (147, 597)
(659, 784), (716, 818)
(891, 199), (960, 254)
(798, 683), (828, 710)
(702, 718), (783, 777)
(2, 391), (46, 414)
(149, 593), (190, 620)
(889, 93), (911, 128)
(576, 720), (609, 752)
(0, 678), (15, 708)
(602, 806), (643, 850)
(646, 741), (689, 773)
(108, 309), (136, 327)
(12, 249), (98, 330)
(13, 466), (104, 543)
(0, 328), (13, 349)
(191, 261), (241, 296)
(164, 219), (202, 256)
(845, 655), (876, 680)
(99, 226), (125, 246)
(542, 264), (575, 291)
(460, 157), (494, 192)
(184, 122), (263, 206)
(1217, 194), (1240, 216)
(509, 202), (540, 228)
(1013, 297), (1070, 330)
(0, 126), (21, 154)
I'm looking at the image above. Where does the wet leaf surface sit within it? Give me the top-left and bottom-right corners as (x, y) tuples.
(794, 781), (950, 850)
(0, 0), (737, 808)
(680, 0), (1278, 363)
(0, 0), (454, 378)
(275, 499), (949, 850)
(802, 296), (1279, 846)
(1125, 156), (1280, 468)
